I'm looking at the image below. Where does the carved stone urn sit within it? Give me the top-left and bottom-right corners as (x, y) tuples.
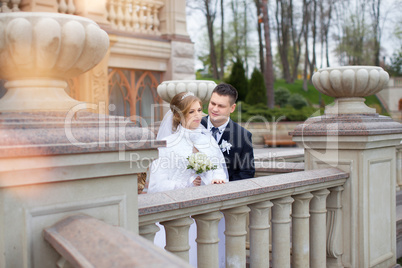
(0, 12), (109, 111)
(311, 66), (389, 114)
(157, 80), (217, 104)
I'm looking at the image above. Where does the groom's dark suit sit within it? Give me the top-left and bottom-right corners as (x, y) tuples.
(202, 116), (255, 181)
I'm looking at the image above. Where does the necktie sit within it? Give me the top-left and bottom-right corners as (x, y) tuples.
(211, 127), (219, 141)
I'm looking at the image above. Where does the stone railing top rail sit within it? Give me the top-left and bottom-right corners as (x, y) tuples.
(139, 168), (348, 224)
(44, 214), (191, 268)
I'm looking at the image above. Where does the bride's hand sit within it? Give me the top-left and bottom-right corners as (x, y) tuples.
(211, 179), (225, 184)
(193, 176), (202, 186)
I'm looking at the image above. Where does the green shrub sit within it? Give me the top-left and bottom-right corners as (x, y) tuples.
(274, 87), (291, 107)
(288, 93), (308, 109)
(246, 68), (266, 105)
(227, 58), (248, 102)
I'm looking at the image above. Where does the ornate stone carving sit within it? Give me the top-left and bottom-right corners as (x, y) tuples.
(157, 80), (216, 104)
(312, 66), (389, 114)
(0, 12), (109, 111)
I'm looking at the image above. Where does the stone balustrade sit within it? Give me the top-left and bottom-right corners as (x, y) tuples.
(0, 0), (20, 12)
(139, 168), (348, 267)
(107, 0), (164, 34)
(57, 0), (75, 14)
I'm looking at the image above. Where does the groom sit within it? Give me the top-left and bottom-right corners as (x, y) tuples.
(202, 83), (255, 181)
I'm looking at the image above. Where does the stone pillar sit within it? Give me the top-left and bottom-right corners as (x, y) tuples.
(192, 211), (223, 268)
(291, 66), (402, 268)
(310, 189), (330, 268)
(248, 201), (273, 268)
(271, 196), (294, 268)
(161, 217), (194, 262)
(292, 193), (313, 268)
(222, 206), (250, 268)
(0, 12), (163, 268)
(139, 223), (160, 242)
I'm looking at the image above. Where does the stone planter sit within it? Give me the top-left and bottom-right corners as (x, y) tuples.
(312, 66), (389, 114)
(157, 80), (216, 104)
(0, 12), (109, 111)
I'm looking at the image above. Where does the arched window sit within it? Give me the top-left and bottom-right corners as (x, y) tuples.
(108, 68), (163, 126)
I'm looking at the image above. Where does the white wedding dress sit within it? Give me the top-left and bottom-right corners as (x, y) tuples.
(148, 115), (228, 267)
(148, 125), (228, 192)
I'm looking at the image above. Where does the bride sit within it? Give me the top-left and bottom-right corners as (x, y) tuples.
(148, 91), (228, 192)
(148, 91), (228, 267)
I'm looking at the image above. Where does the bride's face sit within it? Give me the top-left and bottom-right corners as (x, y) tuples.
(183, 101), (202, 130)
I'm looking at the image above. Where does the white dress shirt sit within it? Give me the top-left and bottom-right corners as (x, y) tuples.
(207, 117), (230, 142)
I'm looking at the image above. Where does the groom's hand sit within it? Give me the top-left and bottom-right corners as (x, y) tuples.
(193, 176), (202, 186)
(211, 179), (225, 184)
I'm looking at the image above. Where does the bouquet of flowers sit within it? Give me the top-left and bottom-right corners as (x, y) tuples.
(187, 152), (217, 174)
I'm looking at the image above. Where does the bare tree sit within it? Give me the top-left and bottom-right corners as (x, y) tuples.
(188, 0), (219, 79)
(369, 0), (381, 66)
(275, 0), (292, 83)
(220, 0), (225, 78)
(262, 0), (275, 108)
(290, 0), (307, 82)
(309, 0), (317, 79)
(319, 0), (333, 68)
(303, 0), (311, 91)
(255, 0), (265, 73)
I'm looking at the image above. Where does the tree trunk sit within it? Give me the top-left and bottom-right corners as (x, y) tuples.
(262, 0), (275, 108)
(309, 0), (317, 81)
(205, 0), (219, 79)
(303, 0), (310, 91)
(255, 0), (265, 73)
(219, 0), (225, 79)
(275, 0), (292, 83)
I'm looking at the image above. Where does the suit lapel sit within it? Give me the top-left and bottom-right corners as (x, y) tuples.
(219, 119), (232, 145)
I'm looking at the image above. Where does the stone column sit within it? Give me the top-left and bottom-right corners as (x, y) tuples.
(310, 189), (330, 268)
(248, 201), (273, 268)
(292, 192), (313, 268)
(139, 223), (160, 242)
(192, 211), (223, 268)
(271, 196), (294, 268)
(292, 66), (402, 268)
(222, 206), (250, 268)
(161, 217), (194, 262)
(0, 12), (162, 268)
(326, 186), (345, 267)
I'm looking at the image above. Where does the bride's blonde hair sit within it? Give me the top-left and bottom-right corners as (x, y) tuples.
(170, 92), (202, 131)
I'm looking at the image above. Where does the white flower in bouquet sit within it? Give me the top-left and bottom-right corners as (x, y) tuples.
(187, 152), (217, 175)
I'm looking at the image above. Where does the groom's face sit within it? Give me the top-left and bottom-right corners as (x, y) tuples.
(208, 93), (236, 127)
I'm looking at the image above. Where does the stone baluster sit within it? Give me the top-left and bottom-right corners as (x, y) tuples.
(0, 0), (9, 12)
(222, 206), (250, 268)
(326, 186), (344, 267)
(161, 217), (194, 262)
(139, 223), (160, 242)
(146, 3), (153, 33)
(116, 0), (125, 30)
(131, 0), (139, 31)
(248, 201), (273, 268)
(152, 4), (160, 35)
(310, 189), (330, 268)
(271, 196), (294, 268)
(58, 0), (67, 13)
(108, 0), (117, 27)
(192, 212), (223, 268)
(292, 193), (313, 268)
(67, 0), (75, 14)
(138, 3), (146, 33)
(11, 0), (20, 12)
(124, 0), (133, 30)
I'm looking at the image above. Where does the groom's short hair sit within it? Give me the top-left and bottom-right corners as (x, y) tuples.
(213, 83), (238, 105)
